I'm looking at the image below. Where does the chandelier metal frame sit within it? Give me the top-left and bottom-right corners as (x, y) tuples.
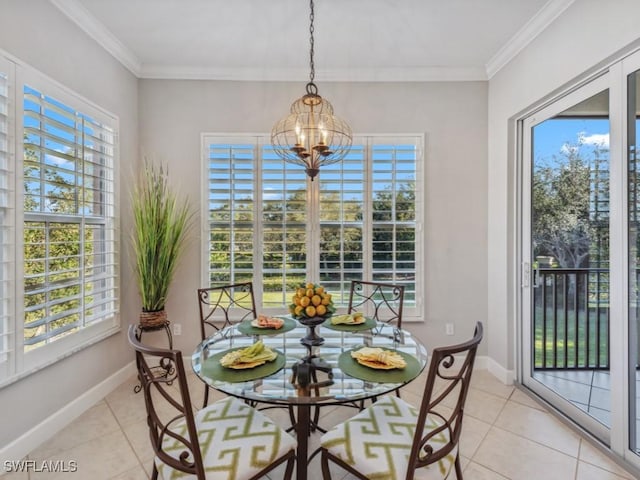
(270, 0), (352, 180)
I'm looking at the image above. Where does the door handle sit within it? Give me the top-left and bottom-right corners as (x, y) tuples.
(523, 262), (530, 288)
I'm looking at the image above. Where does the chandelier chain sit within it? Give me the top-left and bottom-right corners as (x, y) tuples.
(309, 0), (315, 83)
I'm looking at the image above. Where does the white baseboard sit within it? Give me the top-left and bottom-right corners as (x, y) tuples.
(474, 354), (488, 371)
(0, 361), (136, 467)
(486, 356), (515, 385)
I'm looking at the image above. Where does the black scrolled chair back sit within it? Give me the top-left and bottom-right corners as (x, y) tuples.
(197, 282), (257, 337)
(409, 321), (483, 476)
(128, 326), (205, 479)
(348, 280), (405, 328)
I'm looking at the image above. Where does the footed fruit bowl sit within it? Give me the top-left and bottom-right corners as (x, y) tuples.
(289, 282), (335, 346)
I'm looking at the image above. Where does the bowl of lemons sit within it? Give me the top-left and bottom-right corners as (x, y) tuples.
(289, 282), (335, 346)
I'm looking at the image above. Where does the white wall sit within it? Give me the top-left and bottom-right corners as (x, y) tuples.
(0, 0), (138, 453)
(138, 79), (489, 356)
(488, 0), (640, 380)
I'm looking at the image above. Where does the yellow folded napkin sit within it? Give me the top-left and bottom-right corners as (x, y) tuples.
(331, 312), (365, 325)
(219, 340), (277, 369)
(351, 347), (407, 369)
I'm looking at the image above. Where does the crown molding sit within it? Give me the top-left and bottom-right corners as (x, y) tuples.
(140, 65), (488, 82)
(48, 0), (486, 82)
(51, 0), (564, 83)
(49, 0), (142, 76)
(485, 0), (576, 79)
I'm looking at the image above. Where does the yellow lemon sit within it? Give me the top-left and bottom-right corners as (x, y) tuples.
(316, 304), (327, 316)
(306, 282), (315, 290)
(306, 288), (315, 298)
(297, 288), (306, 297)
(300, 296), (311, 307)
(293, 294), (300, 305)
(305, 305), (317, 317)
(311, 294), (322, 306)
(315, 286), (325, 295)
(294, 305), (304, 317)
(321, 297), (330, 306)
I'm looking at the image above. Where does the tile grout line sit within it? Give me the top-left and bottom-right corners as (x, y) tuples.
(462, 387), (515, 478)
(103, 386), (151, 479)
(573, 439), (583, 480)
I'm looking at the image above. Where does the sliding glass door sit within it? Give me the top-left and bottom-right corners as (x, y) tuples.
(626, 54), (640, 459)
(520, 49), (640, 471)
(522, 74), (611, 442)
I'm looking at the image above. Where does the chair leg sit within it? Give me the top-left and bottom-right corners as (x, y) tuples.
(320, 449), (333, 480)
(202, 385), (209, 409)
(454, 453), (463, 479)
(288, 406), (296, 429)
(151, 463), (158, 480)
(283, 455), (295, 480)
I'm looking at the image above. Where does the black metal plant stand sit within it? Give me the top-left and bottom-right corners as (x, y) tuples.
(133, 321), (174, 393)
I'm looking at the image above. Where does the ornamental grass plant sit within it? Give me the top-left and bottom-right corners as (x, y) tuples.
(132, 162), (193, 318)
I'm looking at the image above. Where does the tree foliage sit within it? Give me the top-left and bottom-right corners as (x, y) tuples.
(208, 183), (417, 296)
(532, 139), (609, 268)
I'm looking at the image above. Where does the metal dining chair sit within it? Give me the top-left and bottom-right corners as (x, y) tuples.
(197, 281), (257, 334)
(197, 282), (257, 408)
(127, 325), (297, 480)
(348, 280), (406, 402)
(320, 322), (483, 480)
(347, 280), (405, 328)
(197, 282), (297, 429)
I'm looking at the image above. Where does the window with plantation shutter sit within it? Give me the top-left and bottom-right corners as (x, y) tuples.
(22, 83), (117, 351)
(202, 134), (422, 321)
(370, 141), (418, 309)
(0, 53), (120, 386)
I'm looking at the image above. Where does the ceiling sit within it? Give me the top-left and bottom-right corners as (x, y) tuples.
(51, 0), (575, 82)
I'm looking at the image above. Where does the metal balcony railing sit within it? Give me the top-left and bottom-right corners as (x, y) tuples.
(533, 268), (609, 370)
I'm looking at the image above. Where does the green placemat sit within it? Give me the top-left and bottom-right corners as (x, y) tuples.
(237, 317), (297, 336)
(338, 349), (421, 383)
(202, 348), (285, 383)
(323, 316), (376, 332)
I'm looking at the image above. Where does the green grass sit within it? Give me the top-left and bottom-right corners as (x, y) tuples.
(533, 304), (609, 369)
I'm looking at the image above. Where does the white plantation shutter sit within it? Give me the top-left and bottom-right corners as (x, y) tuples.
(261, 145), (307, 307)
(318, 145), (366, 304)
(205, 141), (257, 286)
(0, 58), (15, 376)
(22, 83), (117, 350)
(370, 139), (419, 311)
(202, 134), (423, 319)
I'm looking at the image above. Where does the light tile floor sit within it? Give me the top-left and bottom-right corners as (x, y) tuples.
(4, 368), (639, 480)
(533, 370), (615, 427)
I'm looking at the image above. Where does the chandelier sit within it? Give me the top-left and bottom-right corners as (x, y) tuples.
(270, 0), (352, 181)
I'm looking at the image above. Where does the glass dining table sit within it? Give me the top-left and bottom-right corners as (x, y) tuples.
(191, 317), (428, 480)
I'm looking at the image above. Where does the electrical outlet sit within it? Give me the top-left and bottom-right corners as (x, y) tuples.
(445, 323), (454, 335)
(173, 323), (182, 336)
